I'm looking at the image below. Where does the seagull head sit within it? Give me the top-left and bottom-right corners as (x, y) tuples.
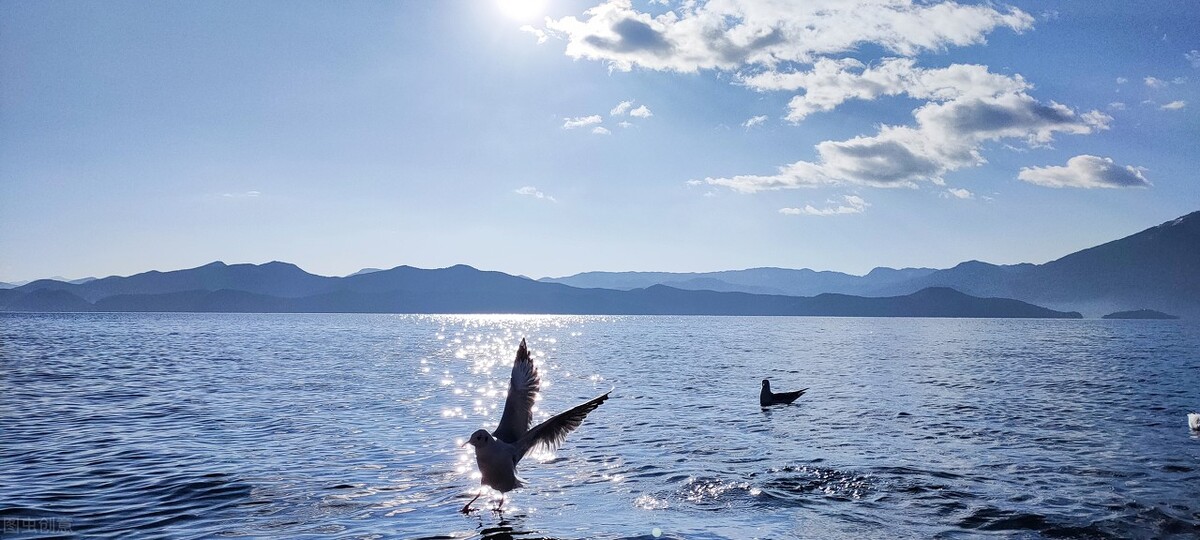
(464, 429), (493, 448)
(761, 379), (770, 389)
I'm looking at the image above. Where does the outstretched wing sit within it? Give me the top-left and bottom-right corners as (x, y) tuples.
(514, 390), (610, 462)
(492, 339), (540, 443)
(775, 388), (808, 405)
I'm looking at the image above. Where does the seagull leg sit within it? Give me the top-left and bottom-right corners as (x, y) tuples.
(461, 492), (481, 514)
(496, 496), (505, 513)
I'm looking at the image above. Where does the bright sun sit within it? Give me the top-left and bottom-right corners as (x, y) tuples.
(496, 0), (546, 21)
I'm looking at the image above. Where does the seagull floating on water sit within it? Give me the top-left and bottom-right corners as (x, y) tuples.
(461, 338), (609, 513)
(1189, 413), (1200, 431)
(760, 379), (807, 407)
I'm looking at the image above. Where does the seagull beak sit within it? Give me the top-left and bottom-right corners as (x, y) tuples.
(461, 440), (468, 447)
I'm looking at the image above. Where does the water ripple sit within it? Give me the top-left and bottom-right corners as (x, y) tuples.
(2, 313), (1199, 539)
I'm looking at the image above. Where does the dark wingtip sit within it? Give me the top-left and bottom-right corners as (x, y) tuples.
(516, 338), (530, 362)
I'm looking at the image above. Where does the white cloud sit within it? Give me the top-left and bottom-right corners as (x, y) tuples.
(706, 92), (1109, 192)
(618, 120), (633, 128)
(222, 190), (261, 198)
(943, 187), (974, 199)
(1108, 102), (1126, 110)
(629, 104), (653, 117)
(779, 195), (869, 216)
(592, 126), (612, 134)
(542, 0), (1032, 73)
(1187, 50), (1200, 68)
(1017, 155), (1150, 189)
(537, 1), (1120, 206)
(520, 25), (548, 44)
(515, 186), (558, 201)
(562, 114), (603, 129)
(740, 57), (1031, 121)
(742, 115), (768, 128)
(1144, 76), (1167, 88)
(610, 100), (634, 115)
(1160, 100), (1187, 110)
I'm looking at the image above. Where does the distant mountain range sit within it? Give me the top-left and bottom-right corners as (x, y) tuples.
(2, 210), (1194, 318)
(0, 263), (1079, 318)
(541, 266), (938, 296)
(544, 210), (1200, 318)
(0, 276), (95, 288)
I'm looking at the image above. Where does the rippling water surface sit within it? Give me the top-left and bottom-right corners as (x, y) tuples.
(2, 313), (1199, 539)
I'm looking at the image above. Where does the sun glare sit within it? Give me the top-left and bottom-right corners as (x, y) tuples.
(496, 0), (546, 21)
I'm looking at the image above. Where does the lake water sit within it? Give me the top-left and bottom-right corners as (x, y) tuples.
(2, 313), (1199, 539)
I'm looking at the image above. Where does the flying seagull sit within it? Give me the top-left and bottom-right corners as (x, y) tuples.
(461, 338), (610, 513)
(760, 379), (807, 407)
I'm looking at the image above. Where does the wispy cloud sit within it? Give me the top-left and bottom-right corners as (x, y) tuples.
(617, 120), (633, 128)
(705, 93), (1109, 192)
(739, 57), (1031, 122)
(1018, 155), (1150, 189)
(742, 115), (768, 128)
(562, 114), (603, 129)
(610, 100), (633, 115)
(520, 25), (548, 44)
(779, 195), (869, 216)
(515, 186), (557, 202)
(1108, 102), (1126, 111)
(536, 1), (1121, 208)
(1160, 100), (1187, 110)
(1144, 76), (1167, 88)
(222, 190), (261, 198)
(592, 126), (612, 135)
(541, 1), (1031, 72)
(629, 104), (653, 118)
(1187, 50), (1200, 68)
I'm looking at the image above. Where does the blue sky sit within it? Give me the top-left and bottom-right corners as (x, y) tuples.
(1, 0), (1197, 282)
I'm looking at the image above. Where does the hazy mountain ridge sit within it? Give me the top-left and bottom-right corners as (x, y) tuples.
(539, 266), (938, 296)
(16, 261), (340, 302)
(0, 262), (1077, 317)
(3, 210), (1194, 318)
(0, 272), (1080, 318)
(871, 211), (1200, 316)
(543, 211), (1200, 317)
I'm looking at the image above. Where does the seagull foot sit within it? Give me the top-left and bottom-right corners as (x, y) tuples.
(461, 493), (481, 514)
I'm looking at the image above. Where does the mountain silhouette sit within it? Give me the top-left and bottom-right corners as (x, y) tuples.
(540, 266), (937, 296)
(873, 211), (1200, 316)
(4, 210), (1194, 317)
(16, 261), (339, 302)
(0, 263), (1079, 318)
(541, 210), (1200, 317)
